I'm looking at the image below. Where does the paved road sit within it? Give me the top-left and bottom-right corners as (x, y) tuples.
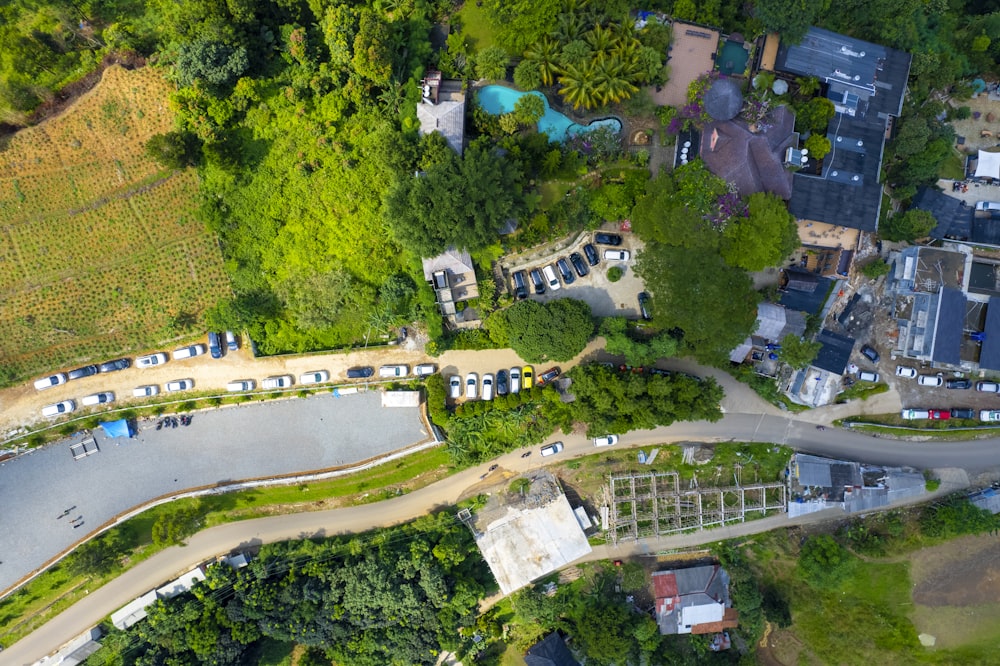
(6, 406), (1000, 665)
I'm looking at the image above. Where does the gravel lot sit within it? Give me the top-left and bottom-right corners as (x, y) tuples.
(0, 391), (426, 593)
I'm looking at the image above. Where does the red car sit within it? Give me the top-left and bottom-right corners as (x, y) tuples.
(928, 410), (951, 420)
(537, 367), (562, 385)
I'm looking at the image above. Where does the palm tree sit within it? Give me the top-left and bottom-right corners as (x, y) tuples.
(552, 12), (587, 43)
(592, 54), (638, 105)
(585, 23), (616, 58)
(558, 61), (600, 110)
(524, 37), (561, 86)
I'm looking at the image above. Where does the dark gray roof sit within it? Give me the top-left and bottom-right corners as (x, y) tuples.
(916, 187), (1000, 246)
(779, 275), (834, 315)
(783, 267), (820, 292)
(525, 633), (581, 666)
(932, 287), (964, 365)
(703, 77), (744, 121)
(812, 329), (855, 375)
(979, 297), (1000, 371)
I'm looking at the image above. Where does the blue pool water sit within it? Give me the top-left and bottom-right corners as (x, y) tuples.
(477, 85), (622, 143)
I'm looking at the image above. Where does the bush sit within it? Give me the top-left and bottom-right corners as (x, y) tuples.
(607, 266), (623, 282)
(952, 105), (972, 120)
(861, 258), (891, 279)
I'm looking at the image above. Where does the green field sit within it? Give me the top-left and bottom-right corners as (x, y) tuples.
(0, 66), (229, 385)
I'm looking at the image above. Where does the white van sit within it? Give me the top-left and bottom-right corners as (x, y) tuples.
(900, 409), (930, 420)
(975, 201), (1000, 211)
(857, 371), (879, 382)
(81, 392), (114, 406)
(227, 379), (255, 392)
(379, 364), (409, 378)
(173, 344), (206, 360)
(542, 264), (561, 291)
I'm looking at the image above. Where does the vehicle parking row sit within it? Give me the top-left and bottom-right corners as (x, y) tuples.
(448, 365), (566, 401)
(901, 407), (1000, 422)
(510, 233), (626, 299)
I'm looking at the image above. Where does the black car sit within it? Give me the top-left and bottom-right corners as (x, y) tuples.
(638, 292), (652, 321)
(583, 243), (599, 266)
(511, 270), (529, 300)
(556, 257), (576, 284)
(946, 378), (972, 390)
(347, 366), (374, 378)
(537, 367), (562, 385)
(529, 268), (546, 295)
(67, 365), (99, 380)
(595, 232), (623, 246)
(569, 252), (589, 278)
(951, 407), (975, 419)
(496, 369), (509, 395)
(99, 358), (131, 373)
(860, 344), (880, 364)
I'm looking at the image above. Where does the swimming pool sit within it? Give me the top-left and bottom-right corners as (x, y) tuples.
(477, 85), (622, 143)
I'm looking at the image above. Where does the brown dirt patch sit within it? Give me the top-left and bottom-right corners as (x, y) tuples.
(911, 533), (1000, 606)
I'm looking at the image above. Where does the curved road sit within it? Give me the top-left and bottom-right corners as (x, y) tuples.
(4, 409), (1000, 664)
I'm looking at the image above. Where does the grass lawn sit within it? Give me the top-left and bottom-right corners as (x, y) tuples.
(937, 150), (966, 180)
(455, 1), (496, 51)
(836, 380), (889, 403)
(539, 180), (575, 208)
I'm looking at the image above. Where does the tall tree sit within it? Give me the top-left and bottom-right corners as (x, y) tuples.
(720, 192), (800, 271)
(754, 0), (830, 44)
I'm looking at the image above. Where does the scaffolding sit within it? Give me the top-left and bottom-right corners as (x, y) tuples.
(608, 471), (787, 545)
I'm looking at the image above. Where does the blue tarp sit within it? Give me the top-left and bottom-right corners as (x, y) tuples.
(100, 419), (132, 439)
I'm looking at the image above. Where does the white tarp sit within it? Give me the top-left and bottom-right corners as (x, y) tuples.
(974, 149), (1000, 179)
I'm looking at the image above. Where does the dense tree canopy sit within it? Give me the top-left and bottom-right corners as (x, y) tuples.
(486, 298), (594, 363)
(880, 209), (936, 242)
(721, 192), (800, 271)
(754, 0), (831, 43)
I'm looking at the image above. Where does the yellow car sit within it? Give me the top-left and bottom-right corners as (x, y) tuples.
(521, 365), (534, 389)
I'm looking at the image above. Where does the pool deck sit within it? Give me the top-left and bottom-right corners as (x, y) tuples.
(653, 22), (719, 108)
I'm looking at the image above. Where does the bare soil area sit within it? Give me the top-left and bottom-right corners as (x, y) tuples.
(911, 533), (1000, 606)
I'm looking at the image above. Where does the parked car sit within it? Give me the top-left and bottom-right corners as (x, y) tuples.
(604, 249), (631, 262)
(595, 232), (623, 246)
(857, 371), (879, 382)
(900, 409), (930, 420)
(895, 366), (917, 379)
(34, 373), (67, 391)
(522, 366), (534, 389)
(414, 364), (437, 377)
(207, 332), (223, 359)
(946, 378), (972, 389)
(509, 367), (521, 393)
(638, 292), (652, 321)
(496, 369), (509, 395)
(137, 352), (168, 368)
(569, 252), (589, 277)
(539, 265), (560, 292)
(227, 380), (255, 392)
(67, 365), (99, 380)
(165, 379), (194, 392)
(529, 268), (546, 295)
(860, 344), (880, 363)
(537, 367), (561, 385)
(540, 442), (564, 457)
(465, 373), (478, 399)
(918, 374), (943, 387)
(556, 257), (576, 284)
(583, 243), (599, 266)
(951, 408), (975, 419)
(975, 201), (1000, 211)
(379, 364), (409, 378)
(977, 381), (1000, 393)
(262, 375), (293, 389)
(299, 371), (329, 384)
(347, 366), (374, 378)
(511, 270), (529, 300)
(81, 392), (114, 406)
(132, 385), (159, 398)
(594, 434), (619, 447)
(482, 373), (495, 401)
(42, 400), (76, 417)
(928, 409), (950, 420)
(99, 358), (131, 373)
(172, 344), (206, 360)
(449, 375), (462, 399)
(225, 330), (239, 351)
(980, 410), (1000, 422)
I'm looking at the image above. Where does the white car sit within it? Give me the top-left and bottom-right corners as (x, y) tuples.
(414, 364), (437, 377)
(379, 364), (409, 378)
(42, 400), (76, 417)
(449, 375), (463, 399)
(465, 373), (478, 399)
(165, 379), (194, 392)
(857, 371), (879, 382)
(482, 373), (494, 401)
(980, 410), (1000, 422)
(172, 344), (206, 360)
(137, 353), (168, 368)
(509, 367), (521, 394)
(133, 385), (159, 398)
(299, 370), (330, 384)
(594, 435), (619, 447)
(34, 373), (67, 391)
(227, 379), (255, 392)
(542, 264), (561, 291)
(900, 409), (930, 420)
(81, 392), (114, 406)
(977, 381), (1000, 393)
(262, 375), (293, 389)
(604, 250), (631, 261)
(895, 366), (917, 379)
(540, 442), (564, 457)
(917, 374), (943, 387)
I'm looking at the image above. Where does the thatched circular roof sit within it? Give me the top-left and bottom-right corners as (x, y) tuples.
(703, 77), (743, 121)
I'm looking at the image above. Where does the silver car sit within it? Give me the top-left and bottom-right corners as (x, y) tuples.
(465, 373), (478, 399)
(509, 367), (521, 393)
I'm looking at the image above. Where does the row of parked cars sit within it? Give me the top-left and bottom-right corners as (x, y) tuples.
(900, 408), (1000, 421)
(893, 367), (988, 390)
(225, 364), (438, 391)
(41, 378), (197, 417)
(510, 233), (627, 298)
(448, 366), (562, 400)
